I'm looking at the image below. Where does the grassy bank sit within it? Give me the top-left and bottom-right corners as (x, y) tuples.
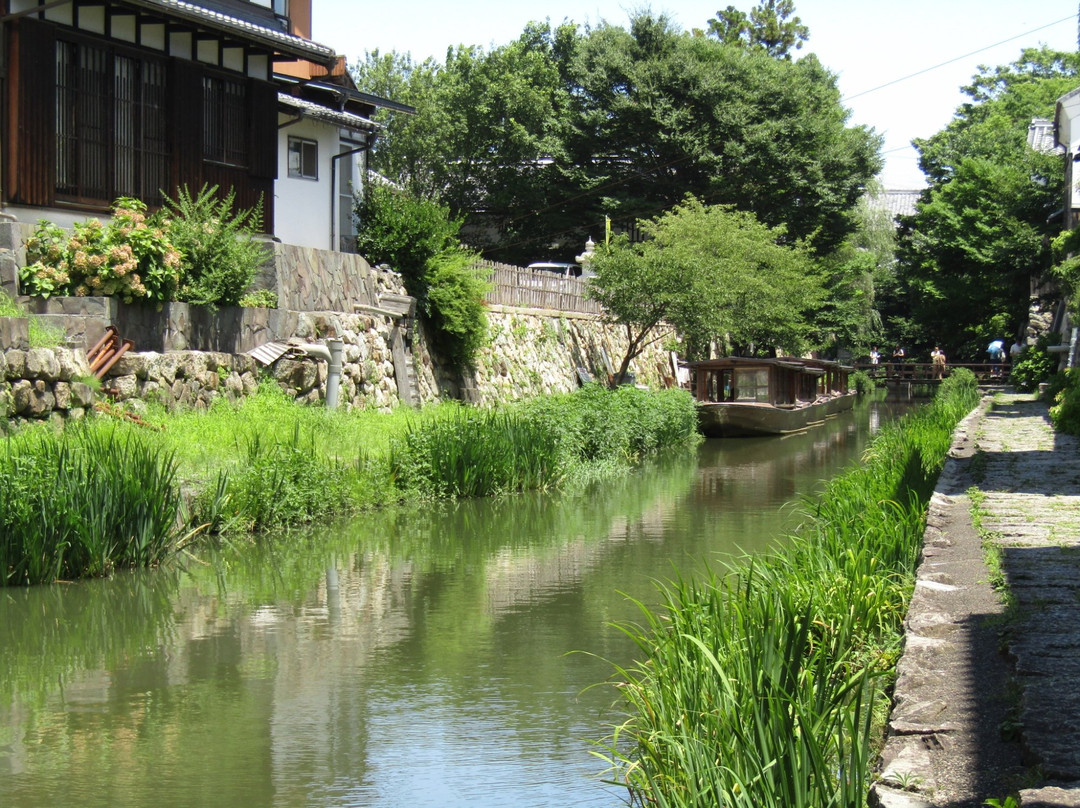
(597, 369), (980, 808)
(0, 383), (700, 585)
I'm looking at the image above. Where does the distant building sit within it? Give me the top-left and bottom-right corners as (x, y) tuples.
(865, 189), (922, 220)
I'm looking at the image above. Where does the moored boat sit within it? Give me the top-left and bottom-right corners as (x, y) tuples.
(687, 357), (855, 437)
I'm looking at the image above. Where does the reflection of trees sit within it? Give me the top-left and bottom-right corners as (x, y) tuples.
(0, 398), (914, 807)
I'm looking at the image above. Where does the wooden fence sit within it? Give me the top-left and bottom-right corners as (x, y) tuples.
(477, 260), (601, 315)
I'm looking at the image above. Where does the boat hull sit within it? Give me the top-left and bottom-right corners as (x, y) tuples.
(696, 394), (855, 438)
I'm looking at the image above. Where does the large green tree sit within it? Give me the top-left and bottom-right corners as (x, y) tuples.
(888, 47), (1080, 359)
(353, 9), (881, 264)
(587, 197), (821, 383)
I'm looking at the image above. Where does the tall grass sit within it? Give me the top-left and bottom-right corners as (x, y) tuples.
(0, 422), (183, 586)
(388, 385), (700, 498)
(2, 382), (701, 579)
(389, 406), (568, 497)
(597, 369), (980, 808)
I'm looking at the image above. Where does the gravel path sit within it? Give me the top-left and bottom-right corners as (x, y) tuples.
(873, 393), (1080, 808)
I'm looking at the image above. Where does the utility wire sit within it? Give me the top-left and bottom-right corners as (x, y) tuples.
(842, 14), (1075, 102)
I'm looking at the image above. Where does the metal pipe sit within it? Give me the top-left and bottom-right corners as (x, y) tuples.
(325, 338), (343, 410)
(330, 140), (368, 251)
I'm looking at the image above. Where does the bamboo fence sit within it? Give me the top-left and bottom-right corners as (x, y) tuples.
(477, 260), (601, 315)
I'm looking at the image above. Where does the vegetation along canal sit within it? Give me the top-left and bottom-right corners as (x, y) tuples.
(0, 395), (910, 808)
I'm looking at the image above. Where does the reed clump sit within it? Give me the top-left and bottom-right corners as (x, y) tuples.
(598, 369), (980, 808)
(2, 383), (701, 582)
(0, 422), (184, 586)
(387, 384), (700, 498)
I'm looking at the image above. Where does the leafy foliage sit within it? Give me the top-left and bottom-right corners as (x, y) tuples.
(164, 185), (269, 308)
(355, 183), (491, 368)
(888, 47), (1080, 359)
(1009, 334), (1060, 392)
(19, 186), (268, 308)
(22, 199), (182, 303)
(423, 250), (492, 368)
(587, 197), (820, 382)
(353, 11), (880, 263)
(707, 0), (809, 59)
(1050, 368), (1080, 435)
(355, 183), (462, 299)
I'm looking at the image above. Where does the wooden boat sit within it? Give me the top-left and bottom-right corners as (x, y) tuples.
(687, 357), (855, 437)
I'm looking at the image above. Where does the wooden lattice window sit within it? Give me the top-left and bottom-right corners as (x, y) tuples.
(55, 38), (168, 205)
(203, 75), (248, 168)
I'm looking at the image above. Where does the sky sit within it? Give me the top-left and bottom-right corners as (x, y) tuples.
(311, 1), (1079, 189)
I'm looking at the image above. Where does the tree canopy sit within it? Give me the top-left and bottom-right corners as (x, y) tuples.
(352, 7), (881, 265)
(887, 47), (1080, 359)
(707, 0), (809, 59)
(587, 197), (821, 382)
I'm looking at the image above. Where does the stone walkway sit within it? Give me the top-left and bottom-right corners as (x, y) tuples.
(873, 393), (1080, 808)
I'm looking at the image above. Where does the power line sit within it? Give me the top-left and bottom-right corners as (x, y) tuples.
(842, 14), (1075, 102)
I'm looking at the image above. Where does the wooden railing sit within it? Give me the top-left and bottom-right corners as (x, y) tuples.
(478, 260), (601, 315)
(854, 362), (1011, 383)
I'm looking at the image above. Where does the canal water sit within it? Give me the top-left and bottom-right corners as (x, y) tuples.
(0, 396), (909, 808)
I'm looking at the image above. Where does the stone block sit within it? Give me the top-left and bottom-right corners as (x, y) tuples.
(0, 317), (29, 351)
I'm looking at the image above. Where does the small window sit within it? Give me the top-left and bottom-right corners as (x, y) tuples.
(734, 368), (770, 403)
(288, 136), (318, 180)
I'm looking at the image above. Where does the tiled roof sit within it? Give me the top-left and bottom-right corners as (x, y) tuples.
(279, 94), (380, 133)
(867, 189), (922, 219)
(128, 0), (337, 65)
(1028, 118), (1063, 154)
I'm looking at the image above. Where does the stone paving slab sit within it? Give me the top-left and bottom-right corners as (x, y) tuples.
(872, 393), (1080, 808)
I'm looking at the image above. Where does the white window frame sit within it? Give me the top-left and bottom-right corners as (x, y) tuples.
(288, 136), (318, 180)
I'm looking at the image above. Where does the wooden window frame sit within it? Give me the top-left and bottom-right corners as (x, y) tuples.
(54, 31), (170, 207)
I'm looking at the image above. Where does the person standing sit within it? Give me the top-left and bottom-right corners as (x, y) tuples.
(1011, 339), (1025, 362)
(987, 339), (1005, 377)
(931, 346), (946, 380)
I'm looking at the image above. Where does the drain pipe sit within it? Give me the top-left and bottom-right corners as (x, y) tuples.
(293, 338), (344, 409)
(325, 338), (343, 410)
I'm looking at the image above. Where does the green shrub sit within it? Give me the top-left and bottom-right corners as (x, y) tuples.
(239, 289), (278, 308)
(355, 184), (461, 298)
(164, 185), (269, 308)
(19, 187), (265, 308)
(1009, 334), (1060, 392)
(850, 368), (876, 394)
(423, 250), (492, 368)
(1050, 368), (1080, 435)
(21, 199), (182, 303)
(355, 185), (491, 367)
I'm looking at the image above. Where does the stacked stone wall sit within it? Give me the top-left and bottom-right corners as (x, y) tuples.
(458, 306), (675, 405)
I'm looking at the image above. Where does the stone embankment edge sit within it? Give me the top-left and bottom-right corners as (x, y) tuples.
(870, 399), (991, 808)
(871, 396), (1080, 808)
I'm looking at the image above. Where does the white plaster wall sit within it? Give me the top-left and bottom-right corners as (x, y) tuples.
(274, 118), (339, 251)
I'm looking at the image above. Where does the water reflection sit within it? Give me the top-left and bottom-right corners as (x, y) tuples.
(0, 396), (909, 808)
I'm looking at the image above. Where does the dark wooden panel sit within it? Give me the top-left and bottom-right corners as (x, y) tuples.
(10, 17), (56, 206)
(168, 56), (204, 199)
(247, 77), (277, 180)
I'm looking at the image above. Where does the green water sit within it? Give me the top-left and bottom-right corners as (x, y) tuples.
(0, 397), (908, 807)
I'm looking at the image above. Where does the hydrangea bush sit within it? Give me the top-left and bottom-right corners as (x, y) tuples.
(19, 187), (265, 308)
(22, 198), (181, 303)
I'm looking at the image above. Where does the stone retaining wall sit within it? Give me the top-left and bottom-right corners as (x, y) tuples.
(1, 304), (675, 424)
(458, 306), (674, 405)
